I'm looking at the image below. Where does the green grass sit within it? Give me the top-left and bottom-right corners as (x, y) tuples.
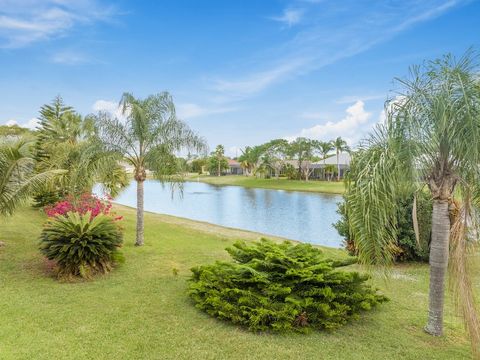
(0, 206), (477, 359)
(185, 174), (346, 194)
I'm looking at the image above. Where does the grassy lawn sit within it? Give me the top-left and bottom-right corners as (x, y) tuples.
(184, 174), (346, 194)
(0, 206), (477, 360)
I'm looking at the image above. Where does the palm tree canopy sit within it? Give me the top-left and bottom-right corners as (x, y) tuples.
(94, 92), (207, 181)
(317, 140), (334, 159)
(333, 137), (350, 154)
(348, 51), (480, 266)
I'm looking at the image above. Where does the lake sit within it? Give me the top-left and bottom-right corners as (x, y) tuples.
(112, 180), (343, 248)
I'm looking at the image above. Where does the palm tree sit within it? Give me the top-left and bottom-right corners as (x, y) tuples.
(215, 145), (225, 176)
(94, 92), (206, 246)
(317, 141), (334, 180)
(239, 146), (262, 177)
(333, 137), (349, 181)
(0, 138), (64, 216)
(347, 52), (480, 351)
(34, 97), (126, 202)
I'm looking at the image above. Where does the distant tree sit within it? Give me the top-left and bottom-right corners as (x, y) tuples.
(332, 137), (350, 181)
(214, 145), (225, 177)
(208, 146), (228, 176)
(262, 139), (289, 179)
(287, 138), (316, 181)
(0, 125), (34, 138)
(324, 164), (337, 181)
(94, 92), (206, 246)
(316, 140), (334, 180)
(238, 146), (263, 176)
(191, 157), (207, 174)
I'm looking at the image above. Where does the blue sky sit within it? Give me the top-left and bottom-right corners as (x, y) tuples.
(1, 0), (479, 156)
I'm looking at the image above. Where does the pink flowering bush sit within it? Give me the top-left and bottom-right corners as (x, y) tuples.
(44, 193), (123, 221)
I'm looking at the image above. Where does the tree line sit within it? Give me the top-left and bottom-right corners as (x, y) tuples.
(190, 137), (351, 181)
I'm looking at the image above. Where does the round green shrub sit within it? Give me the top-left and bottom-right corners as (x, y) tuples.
(39, 212), (123, 279)
(188, 239), (388, 332)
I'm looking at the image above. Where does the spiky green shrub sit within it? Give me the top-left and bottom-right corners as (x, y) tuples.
(39, 212), (123, 279)
(189, 239), (388, 332)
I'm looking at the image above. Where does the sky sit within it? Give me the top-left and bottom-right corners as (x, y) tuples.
(1, 0), (479, 156)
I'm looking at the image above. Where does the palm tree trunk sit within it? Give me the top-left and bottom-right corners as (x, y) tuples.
(135, 179), (145, 246)
(425, 199), (450, 336)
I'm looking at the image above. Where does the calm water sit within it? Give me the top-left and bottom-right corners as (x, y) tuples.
(112, 180), (343, 248)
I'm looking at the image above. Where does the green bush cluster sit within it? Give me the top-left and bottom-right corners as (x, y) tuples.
(33, 189), (66, 208)
(39, 212), (123, 279)
(334, 192), (432, 262)
(189, 239), (388, 332)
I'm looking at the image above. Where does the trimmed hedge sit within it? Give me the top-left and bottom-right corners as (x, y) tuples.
(189, 239), (387, 332)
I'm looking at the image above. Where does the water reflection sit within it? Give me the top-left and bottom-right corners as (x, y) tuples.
(112, 181), (343, 248)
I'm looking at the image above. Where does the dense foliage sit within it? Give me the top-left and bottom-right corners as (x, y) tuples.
(0, 138), (63, 216)
(189, 239), (387, 332)
(33, 96), (128, 206)
(39, 212), (123, 279)
(334, 192), (432, 262)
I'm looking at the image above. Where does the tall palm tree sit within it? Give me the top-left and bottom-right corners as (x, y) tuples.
(94, 92), (206, 246)
(0, 138), (64, 216)
(317, 141), (334, 180)
(333, 137), (349, 181)
(215, 145), (225, 177)
(347, 52), (480, 351)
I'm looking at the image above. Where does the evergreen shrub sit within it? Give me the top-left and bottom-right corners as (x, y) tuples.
(189, 239), (387, 332)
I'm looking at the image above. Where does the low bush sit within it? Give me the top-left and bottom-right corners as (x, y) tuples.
(188, 239), (388, 332)
(334, 191), (432, 262)
(39, 212), (123, 279)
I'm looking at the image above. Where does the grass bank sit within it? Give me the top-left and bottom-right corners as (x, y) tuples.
(0, 206), (476, 359)
(185, 174), (346, 194)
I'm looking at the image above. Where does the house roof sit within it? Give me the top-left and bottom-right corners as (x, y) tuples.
(313, 152), (351, 166)
(227, 159), (241, 167)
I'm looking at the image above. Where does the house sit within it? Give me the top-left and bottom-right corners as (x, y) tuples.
(226, 159), (243, 175)
(312, 152), (351, 178)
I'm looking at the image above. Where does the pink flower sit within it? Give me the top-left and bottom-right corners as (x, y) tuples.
(44, 193), (122, 222)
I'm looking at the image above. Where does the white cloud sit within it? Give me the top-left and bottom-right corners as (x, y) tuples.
(209, 0), (464, 101)
(4, 117), (39, 129)
(0, 1), (117, 48)
(271, 9), (304, 27)
(378, 95), (407, 124)
(211, 58), (307, 98)
(92, 99), (125, 120)
(287, 100), (372, 144)
(24, 117), (40, 129)
(176, 103), (237, 119)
